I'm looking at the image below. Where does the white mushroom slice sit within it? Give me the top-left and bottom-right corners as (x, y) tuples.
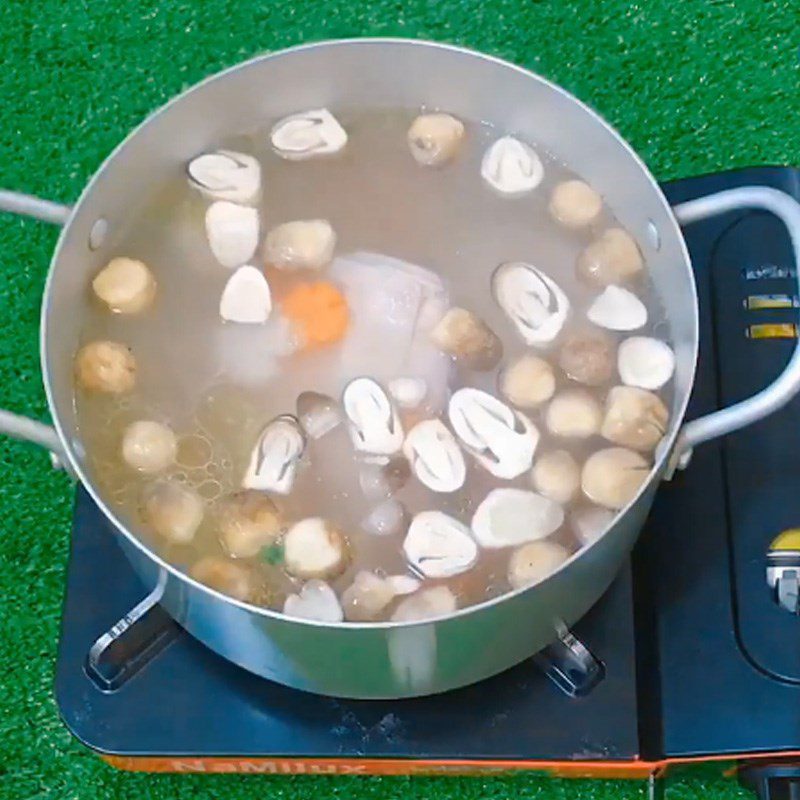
(270, 108), (347, 160)
(407, 113), (465, 166)
(558, 330), (615, 387)
(587, 286), (648, 331)
(388, 377), (428, 409)
(283, 580), (343, 623)
(581, 447), (650, 509)
(205, 201), (259, 268)
(391, 586), (458, 622)
(402, 419), (466, 493)
(283, 517), (349, 580)
(217, 490), (283, 559)
(430, 307), (503, 371)
(142, 480), (204, 545)
(472, 488), (564, 549)
(341, 571), (398, 622)
(358, 456), (410, 500)
(531, 450), (581, 504)
(92, 257), (156, 314)
(360, 498), (408, 537)
(75, 340), (136, 394)
(618, 337), (676, 390)
(545, 390), (602, 438)
(386, 575), (422, 595)
(481, 136), (544, 195)
(190, 556), (255, 602)
(243, 415), (306, 495)
(508, 540), (570, 590)
(601, 385), (669, 452)
(499, 355), (556, 409)
(121, 420), (177, 473)
(187, 150), (261, 204)
(219, 266), (272, 324)
(448, 388), (538, 479)
(263, 219), (336, 271)
(404, 511), (478, 579)
(492, 262), (570, 347)
(577, 228), (644, 286)
(343, 378), (404, 456)
(296, 391), (342, 440)
(548, 180), (603, 229)
(571, 505), (615, 546)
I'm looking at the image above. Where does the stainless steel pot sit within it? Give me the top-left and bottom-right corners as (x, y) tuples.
(3, 39), (800, 699)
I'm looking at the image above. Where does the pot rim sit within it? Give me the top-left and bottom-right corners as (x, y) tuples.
(40, 37), (698, 630)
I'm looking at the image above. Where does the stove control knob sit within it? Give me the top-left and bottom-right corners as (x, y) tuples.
(766, 529), (800, 614)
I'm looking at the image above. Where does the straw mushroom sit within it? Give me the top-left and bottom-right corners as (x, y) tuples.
(271, 108), (347, 160)
(601, 385), (669, 452)
(121, 420), (177, 473)
(577, 228), (643, 286)
(187, 150), (261, 204)
(581, 447), (649, 509)
(142, 480), (204, 544)
(219, 266), (272, 323)
(587, 285), (648, 331)
(492, 262), (570, 348)
(389, 377), (428, 409)
(217, 489), (283, 558)
(403, 511), (478, 579)
(391, 585), (458, 622)
(571, 505), (615, 546)
(205, 201), (259, 269)
(508, 540), (570, 590)
(531, 449), (581, 504)
(263, 220), (336, 271)
(548, 180), (603, 229)
(407, 113), (465, 166)
(92, 257), (156, 314)
(359, 456), (411, 500)
(360, 498), (408, 537)
(284, 517), (349, 580)
(75, 340), (136, 394)
(342, 571), (420, 622)
(472, 488), (564, 548)
(403, 419), (466, 493)
(296, 391), (342, 440)
(545, 390), (602, 438)
(481, 136), (544, 195)
(283, 580), (343, 622)
(499, 354), (556, 408)
(190, 556), (256, 602)
(430, 307), (503, 371)
(558, 329), (615, 386)
(343, 378), (404, 457)
(243, 415), (306, 495)
(617, 337), (676, 390)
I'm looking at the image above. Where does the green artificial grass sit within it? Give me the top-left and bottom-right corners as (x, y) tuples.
(0, 1), (797, 798)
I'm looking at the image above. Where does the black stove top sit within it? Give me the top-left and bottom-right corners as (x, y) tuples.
(55, 167), (800, 763)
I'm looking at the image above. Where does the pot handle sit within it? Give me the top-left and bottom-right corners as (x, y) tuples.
(672, 186), (800, 470)
(0, 190), (72, 467)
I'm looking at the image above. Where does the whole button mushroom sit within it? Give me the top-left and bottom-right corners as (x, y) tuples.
(499, 355), (556, 409)
(430, 307), (503, 371)
(296, 391), (342, 440)
(205, 201), (259, 269)
(403, 511), (478, 579)
(219, 266), (272, 324)
(601, 385), (669, 452)
(581, 447), (650, 509)
(283, 580), (343, 622)
(471, 488), (564, 548)
(358, 456), (411, 501)
(531, 449), (581, 504)
(388, 377), (428, 410)
(263, 220), (336, 271)
(577, 228), (644, 286)
(391, 585), (458, 622)
(190, 556), (256, 602)
(217, 490), (284, 559)
(92, 257), (156, 314)
(121, 420), (177, 473)
(558, 329), (615, 387)
(548, 180), (603, 229)
(587, 285), (648, 331)
(270, 108), (348, 160)
(360, 498), (408, 537)
(74, 340), (136, 394)
(187, 150), (261, 204)
(545, 390), (603, 438)
(343, 378), (404, 457)
(571, 505), (615, 546)
(243, 415), (306, 495)
(617, 336), (676, 390)
(142, 480), (204, 544)
(283, 517), (349, 580)
(508, 540), (570, 590)
(407, 113), (465, 166)
(481, 136), (544, 195)
(403, 419), (466, 493)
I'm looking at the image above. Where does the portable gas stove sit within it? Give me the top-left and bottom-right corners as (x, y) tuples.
(55, 168), (800, 799)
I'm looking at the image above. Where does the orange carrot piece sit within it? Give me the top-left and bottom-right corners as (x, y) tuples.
(281, 281), (350, 348)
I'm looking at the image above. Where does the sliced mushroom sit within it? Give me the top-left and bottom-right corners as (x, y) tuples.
(403, 511), (478, 579)
(492, 262), (570, 348)
(343, 378), (404, 457)
(358, 456), (411, 500)
(283, 580), (343, 622)
(92, 257), (156, 314)
(581, 447), (650, 509)
(217, 489), (283, 558)
(508, 540), (570, 590)
(270, 108), (347, 160)
(121, 420), (177, 473)
(587, 285), (648, 331)
(387, 575), (422, 595)
(190, 556), (255, 602)
(577, 228), (644, 286)
(498, 355), (556, 409)
(360, 498), (408, 537)
(531, 449), (581, 504)
(142, 480), (204, 544)
(341, 571), (421, 622)
(187, 150), (261, 204)
(205, 201), (259, 269)
(617, 337), (676, 390)
(481, 136), (544, 195)
(402, 419), (466, 493)
(283, 517), (349, 580)
(472, 488), (564, 549)
(601, 385), (669, 451)
(548, 180), (603, 229)
(430, 307), (503, 371)
(558, 329), (615, 386)
(296, 391), (342, 440)
(243, 415), (306, 495)
(263, 219), (336, 271)
(389, 377), (428, 409)
(74, 340), (136, 394)
(545, 390), (602, 438)
(219, 265), (272, 324)
(571, 505), (615, 546)
(407, 113), (465, 166)
(448, 388), (538, 479)
(391, 585), (458, 622)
